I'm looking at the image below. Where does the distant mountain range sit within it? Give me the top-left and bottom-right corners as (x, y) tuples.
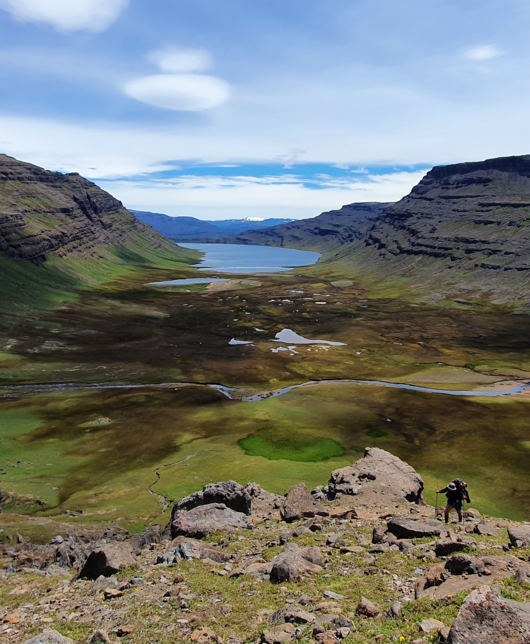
(131, 210), (295, 240)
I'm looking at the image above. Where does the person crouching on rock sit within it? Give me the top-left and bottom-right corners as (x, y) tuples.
(437, 481), (469, 523)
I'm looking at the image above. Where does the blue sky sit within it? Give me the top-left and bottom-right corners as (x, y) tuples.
(1, 0), (529, 219)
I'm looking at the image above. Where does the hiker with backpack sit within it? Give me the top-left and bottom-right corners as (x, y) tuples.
(436, 478), (471, 523)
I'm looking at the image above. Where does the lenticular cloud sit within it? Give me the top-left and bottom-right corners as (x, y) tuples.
(123, 74), (231, 112)
(0, 0), (129, 33)
(123, 46), (231, 112)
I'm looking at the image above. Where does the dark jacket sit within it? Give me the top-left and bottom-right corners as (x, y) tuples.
(440, 486), (471, 504)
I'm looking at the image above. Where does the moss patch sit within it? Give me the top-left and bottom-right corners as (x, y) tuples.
(239, 431), (344, 462)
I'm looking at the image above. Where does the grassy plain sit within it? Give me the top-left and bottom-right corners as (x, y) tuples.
(1, 257), (530, 532)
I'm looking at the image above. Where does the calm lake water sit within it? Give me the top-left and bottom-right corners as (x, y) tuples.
(179, 243), (322, 274)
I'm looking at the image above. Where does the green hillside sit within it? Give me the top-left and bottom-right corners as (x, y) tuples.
(0, 155), (198, 324)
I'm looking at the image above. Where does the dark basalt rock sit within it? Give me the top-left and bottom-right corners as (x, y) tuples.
(170, 481), (252, 523)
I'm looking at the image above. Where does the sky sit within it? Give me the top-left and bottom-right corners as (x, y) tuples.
(0, 0), (529, 220)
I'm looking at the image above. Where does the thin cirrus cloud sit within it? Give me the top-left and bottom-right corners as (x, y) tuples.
(0, 0), (129, 33)
(463, 45), (504, 61)
(123, 46), (231, 112)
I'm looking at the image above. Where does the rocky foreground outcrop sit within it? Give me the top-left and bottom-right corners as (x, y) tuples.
(447, 585), (530, 643)
(2, 447), (530, 644)
(323, 447), (425, 509)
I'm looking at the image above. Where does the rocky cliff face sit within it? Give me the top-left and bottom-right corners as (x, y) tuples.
(0, 154), (168, 265)
(230, 156), (530, 301)
(366, 156), (530, 273)
(227, 202), (392, 251)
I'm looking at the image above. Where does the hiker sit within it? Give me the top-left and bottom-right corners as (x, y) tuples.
(437, 479), (471, 523)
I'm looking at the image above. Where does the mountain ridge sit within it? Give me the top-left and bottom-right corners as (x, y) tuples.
(228, 155), (530, 302)
(131, 209), (295, 240)
(0, 155), (196, 319)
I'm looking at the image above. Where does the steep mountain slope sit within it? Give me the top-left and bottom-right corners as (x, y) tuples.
(225, 202), (392, 250)
(229, 156), (530, 302)
(0, 155), (196, 317)
(358, 155), (530, 300)
(132, 210), (296, 240)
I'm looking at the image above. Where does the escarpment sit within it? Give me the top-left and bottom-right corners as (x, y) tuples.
(0, 154), (170, 265)
(365, 155), (530, 274)
(225, 202), (393, 251)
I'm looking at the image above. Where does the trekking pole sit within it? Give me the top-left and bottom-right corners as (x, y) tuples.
(435, 492), (438, 520)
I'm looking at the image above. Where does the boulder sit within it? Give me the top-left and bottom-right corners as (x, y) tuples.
(355, 597), (380, 617)
(245, 483), (283, 519)
(447, 585), (530, 643)
(508, 526), (530, 549)
(170, 481), (252, 523)
(315, 615), (354, 629)
(171, 503), (248, 539)
(389, 601), (402, 618)
(128, 525), (161, 554)
(301, 516), (331, 532)
(55, 536), (87, 569)
(170, 536), (230, 563)
(261, 624), (296, 643)
(23, 631), (74, 644)
(269, 544), (324, 583)
(474, 524), (499, 537)
(281, 483), (327, 522)
(78, 543), (136, 580)
(269, 607), (315, 624)
(387, 517), (447, 539)
(435, 537), (477, 557)
(417, 555), (530, 600)
(445, 554), (479, 575)
(328, 447), (424, 505)
(420, 618), (445, 634)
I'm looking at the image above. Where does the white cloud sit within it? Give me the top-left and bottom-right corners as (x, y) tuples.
(463, 45), (504, 62)
(0, 0), (128, 33)
(148, 47), (212, 74)
(123, 74), (230, 111)
(277, 148), (307, 168)
(95, 171), (427, 219)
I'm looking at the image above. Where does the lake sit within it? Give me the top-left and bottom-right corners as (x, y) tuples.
(178, 243), (322, 273)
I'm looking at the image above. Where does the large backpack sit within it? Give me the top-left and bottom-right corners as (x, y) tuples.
(453, 478), (470, 502)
